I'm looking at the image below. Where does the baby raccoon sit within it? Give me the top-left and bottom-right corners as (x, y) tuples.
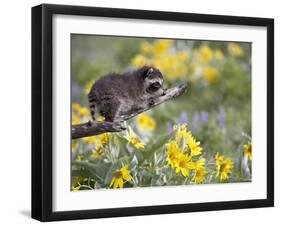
(88, 66), (165, 122)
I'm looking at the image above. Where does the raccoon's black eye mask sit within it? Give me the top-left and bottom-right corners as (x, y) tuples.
(147, 82), (161, 93)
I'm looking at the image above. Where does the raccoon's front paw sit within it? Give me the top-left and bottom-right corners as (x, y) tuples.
(113, 121), (127, 131)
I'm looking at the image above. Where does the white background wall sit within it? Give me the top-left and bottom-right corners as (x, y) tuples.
(0, 0), (279, 225)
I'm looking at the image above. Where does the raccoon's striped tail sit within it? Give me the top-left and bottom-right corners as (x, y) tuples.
(88, 93), (97, 121)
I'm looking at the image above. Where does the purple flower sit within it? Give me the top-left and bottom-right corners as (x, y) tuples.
(216, 107), (225, 129)
(192, 111), (200, 131)
(200, 111), (209, 124)
(167, 122), (173, 133)
(178, 112), (189, 125)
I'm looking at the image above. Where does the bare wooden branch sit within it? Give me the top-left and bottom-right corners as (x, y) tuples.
(72, 83), (187, 139)
(72, 121), (126, 139)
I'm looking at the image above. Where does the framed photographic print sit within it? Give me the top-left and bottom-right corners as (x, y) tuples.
(32, 4), (274, 221)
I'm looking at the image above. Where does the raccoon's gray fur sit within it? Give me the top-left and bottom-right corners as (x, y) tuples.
(88, 66), (165, 122)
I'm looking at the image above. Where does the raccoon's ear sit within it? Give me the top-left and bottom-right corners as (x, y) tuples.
(147, 68), (154, 74)
(139, 66), (153, 79)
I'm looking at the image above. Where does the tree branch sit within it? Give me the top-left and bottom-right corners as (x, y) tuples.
(72, 83), (187, 139)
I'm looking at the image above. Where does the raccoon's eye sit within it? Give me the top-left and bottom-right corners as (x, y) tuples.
(151, 82), (161, 88)
(149, 82), (161, 91)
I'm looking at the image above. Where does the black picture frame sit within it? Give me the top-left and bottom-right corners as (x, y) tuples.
(32, 3), (274, 222)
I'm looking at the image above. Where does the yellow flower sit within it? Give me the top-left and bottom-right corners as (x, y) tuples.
(137, 112), (156, 131)
(173, 124), (203, 156)
(72, 102), (81, 112)
(243, 142), (252, 160)
(76, 155), (82, 161)
(84, 80), (95, 94)
(175, 123), (188, 143)
(96, 115), (105, 122)
(214, 49), (224, 60)
(110, 164), (132, 188)
(176, 51), (189, 61)
(166, 140), (181, 168)
(152, 39), (173, 55)
(228, 42), (244, 56)
(186, 132), (203, 156)
(98, 133), (111, 145)
(72, 140), (77, 151)
(174, 153), (192, 177)
(71, 176), (83, 191)
(71, 184), (81, 191)
(202, 66), (219, 83)
(72, 114), (80, 125)
(78, 107), (89, 116)
(215, 152), (224, 162)
(140, 42), (152, 53)
(189, 158), (205, 170)
(124, 130), (145, 149)
(199, 45), (213, 63)
(91, 146), (103, 159)
(82, 136), (97, 144)
(132, 39), (188, 81)
(215, 152), (234, 181)
(132, 54), (147, 66)
(192, 167), (206, 184)
(190, 158), (206, 183)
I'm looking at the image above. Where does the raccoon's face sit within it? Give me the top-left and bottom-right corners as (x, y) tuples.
(143, 67), (165, 96)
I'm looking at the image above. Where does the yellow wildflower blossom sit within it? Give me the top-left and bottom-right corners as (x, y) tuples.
(228, 42), (244, 56)
(166, 140), (181, 168)
(71, 176), (83, 191)
(71, 184), (81, 191)
(199, 45), (213, 63)
(175, 123), (188, 143)
(152, 39), (173, 55)
(132, 39), (188, 81)
(243, 142), (252, 160)
(186, 132), (202, 156)
(76, 155), (82, 161)
(214, 49), (224, 60)
(202, 66), (219, 83)
(110, 164), (132, 188)
(215, 152), (224, 162)
(72, 140), (77, 151)
(140, 41), (152, 53)
(176, 51), (189, 61)
(132, 54), (147, 66)
(99, 133), (111, 145)
(137, 112), (156, 131)
(124, 130), (145, 149)
(91, 146), (103, 159)
(96, 115), (105, 122)
(174, 153), (192, 177)
(192, 167), (206, 184)
(72, 114), (80, 125)
(189, 158), (205, 170)
(82, 136), (97, 144)
(72, 102), (81, 112)
(84, 80), (95, 94)
(78, 107), (89, 116)
(215, 152), (234, 181)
